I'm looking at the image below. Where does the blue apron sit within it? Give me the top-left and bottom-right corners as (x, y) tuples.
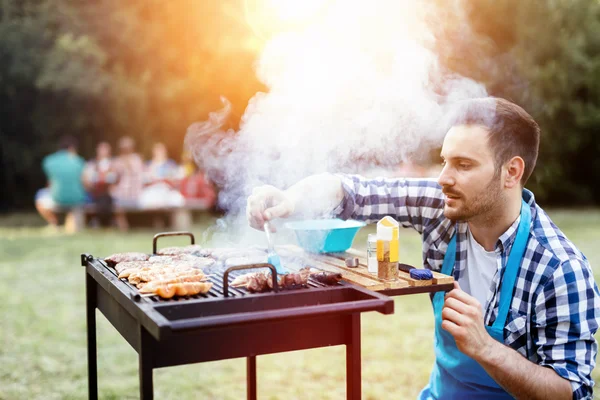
(419, 200), (531, 399)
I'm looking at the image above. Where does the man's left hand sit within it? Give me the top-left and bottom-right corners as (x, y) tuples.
(441, 281), (494, 360)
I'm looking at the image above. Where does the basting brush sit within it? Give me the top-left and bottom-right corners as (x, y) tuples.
(264, 221), (287, 275)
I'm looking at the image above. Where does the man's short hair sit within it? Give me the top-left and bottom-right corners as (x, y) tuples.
(59, 135), (79, 150)
(449, 97), (540, 185)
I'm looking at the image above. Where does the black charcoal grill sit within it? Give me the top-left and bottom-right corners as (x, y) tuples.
(82, 232), (395, 400)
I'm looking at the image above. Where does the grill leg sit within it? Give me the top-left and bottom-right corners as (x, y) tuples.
(346, 314), (361, 400)
(86, 273), (98, 400)
(247, 356), (257, 400)
(139, 327), (154, 400)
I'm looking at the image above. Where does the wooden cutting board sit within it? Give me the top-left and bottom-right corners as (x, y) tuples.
(342, 249), (455, 286)
(278, 245), (453, 292)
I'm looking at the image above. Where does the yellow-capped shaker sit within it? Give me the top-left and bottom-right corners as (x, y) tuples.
(376, 216), (399, 262)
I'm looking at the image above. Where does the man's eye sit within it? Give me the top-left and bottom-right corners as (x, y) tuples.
(459, 164), (471, 169)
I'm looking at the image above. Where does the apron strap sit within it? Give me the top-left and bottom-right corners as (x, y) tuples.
(440, 233), (457, 276)
(491, 200), (531, 329)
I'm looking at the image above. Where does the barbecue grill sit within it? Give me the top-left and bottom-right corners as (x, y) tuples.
(82, 231), (451, 399)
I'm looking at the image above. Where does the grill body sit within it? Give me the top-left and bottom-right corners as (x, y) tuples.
(83, 253), (394, 400)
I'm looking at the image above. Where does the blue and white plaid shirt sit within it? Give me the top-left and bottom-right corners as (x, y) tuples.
(333, 174), (600, 399)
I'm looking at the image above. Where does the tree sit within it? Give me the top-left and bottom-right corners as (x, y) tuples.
(433, 0), (600, 205)
(0, 0), (265, 210)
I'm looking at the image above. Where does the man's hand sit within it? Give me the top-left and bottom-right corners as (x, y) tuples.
(441, 281), (573, 399)
(441, 281), (494, 360)
(246, 185), (295, 230)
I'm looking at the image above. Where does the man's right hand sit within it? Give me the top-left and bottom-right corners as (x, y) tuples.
(246, 185), (295, 230)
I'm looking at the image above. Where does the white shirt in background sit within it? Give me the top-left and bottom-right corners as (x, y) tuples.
(458, 228), (498, 310)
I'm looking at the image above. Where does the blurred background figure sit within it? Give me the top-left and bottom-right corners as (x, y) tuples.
(35, 136), (86, 233)
(139, 142), (184, 211)
(178, 149), (197, 179)
(145, 142), (179, 185)
(83, 141), (115, 227)
(178, 150), (216, 208)
(111, 136), (144, 231)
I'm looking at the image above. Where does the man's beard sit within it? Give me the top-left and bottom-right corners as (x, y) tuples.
(443, 174), (504, 222)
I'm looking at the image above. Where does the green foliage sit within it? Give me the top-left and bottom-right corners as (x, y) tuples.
(1, 0), (599, 209)
(515, 1), (600, 205)
(0, 0), (264, 210)
(435, 0), (600, 205)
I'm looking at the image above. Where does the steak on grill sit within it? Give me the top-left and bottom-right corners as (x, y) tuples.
(104, 252), (149, 267)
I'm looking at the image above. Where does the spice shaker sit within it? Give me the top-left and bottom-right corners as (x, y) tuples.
(376, 216), (399, 281)
(367, 234), (378, 274)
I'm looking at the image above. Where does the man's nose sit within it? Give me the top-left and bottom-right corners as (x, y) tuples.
(437, 165), (454, 187)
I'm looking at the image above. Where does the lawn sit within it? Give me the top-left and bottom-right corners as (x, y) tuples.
(1, 210), (600, 400)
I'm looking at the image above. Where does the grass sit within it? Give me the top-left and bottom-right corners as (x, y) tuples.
(1, 210), (600, 399)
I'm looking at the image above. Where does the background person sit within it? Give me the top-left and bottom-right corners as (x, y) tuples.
(178, 153), (216, 208)
(145, 142), (179, 185)
(36, 135), (86, 233)
(246, 98), (600, 399)
(139, 142), (184, 210)
(111, 136), (144, 231)
(83, 141), (116, 227)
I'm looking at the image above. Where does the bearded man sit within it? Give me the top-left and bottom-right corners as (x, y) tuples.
(246, 97), (600, 399)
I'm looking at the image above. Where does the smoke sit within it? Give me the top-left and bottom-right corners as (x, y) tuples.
(186, 0), (487, 245)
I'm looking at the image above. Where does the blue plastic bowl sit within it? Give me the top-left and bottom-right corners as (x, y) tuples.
(285, 219), (366, 253)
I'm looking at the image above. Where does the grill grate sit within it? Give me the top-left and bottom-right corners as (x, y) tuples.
(99, 259), (334, 303)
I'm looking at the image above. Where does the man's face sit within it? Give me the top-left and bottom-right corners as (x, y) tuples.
(437, 125), (504, 221)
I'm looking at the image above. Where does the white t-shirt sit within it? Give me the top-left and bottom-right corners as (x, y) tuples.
(458, 229), (498, 310)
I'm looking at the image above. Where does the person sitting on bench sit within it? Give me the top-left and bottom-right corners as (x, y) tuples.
(35, 135), (86, 233)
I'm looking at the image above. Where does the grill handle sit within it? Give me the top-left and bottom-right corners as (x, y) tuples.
(152, 231), (195, 254)
(223, 263), (278, 297)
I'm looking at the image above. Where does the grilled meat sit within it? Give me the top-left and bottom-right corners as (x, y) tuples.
(231, 267), (342, 293)
(166, 258), (215, 269)
(115, 260), (151, 275)
(104, 252), (149, 267)
(155, 281), (213, 299)
(148, 254), (203, 263)
(128, 266), (204, 285)
(156, 245), (209, 257)
(231, 272), (274, 292)
(279, 269), (310, 287)
(245, 272), (273, 293)
(119, 259), (214, 279)
(138, 273), (209, 294)
(307, 269), (343, 285)
(230, 272), (255, 288)
(118, 263), (173, 279)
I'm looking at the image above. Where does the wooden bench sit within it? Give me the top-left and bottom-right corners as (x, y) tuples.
(77, 199), (213, 230)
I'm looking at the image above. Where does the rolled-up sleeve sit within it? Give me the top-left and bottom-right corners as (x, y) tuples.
(534, 258), (600, 399)
(332, 174), (445, 234)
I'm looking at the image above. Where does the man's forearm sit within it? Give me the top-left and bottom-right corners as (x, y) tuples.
(477, 340), (572, 400)
(285, 173), (344, 218)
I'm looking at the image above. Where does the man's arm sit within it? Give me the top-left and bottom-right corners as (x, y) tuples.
(442, 280), (586, 399)
(247, 173), (446, 232)
(476, 338), (572, 399)
(247, 173), (343, 230)
(285, 173), (344, 217)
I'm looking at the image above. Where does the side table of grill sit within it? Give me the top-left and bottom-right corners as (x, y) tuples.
(83, 254), (396, 400)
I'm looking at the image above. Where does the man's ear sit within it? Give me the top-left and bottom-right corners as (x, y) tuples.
(504, 156), (525, 188)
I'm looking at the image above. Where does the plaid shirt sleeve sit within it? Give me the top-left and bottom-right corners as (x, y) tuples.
(331, 174), (445, 233)
(534, 258), (600, 399)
